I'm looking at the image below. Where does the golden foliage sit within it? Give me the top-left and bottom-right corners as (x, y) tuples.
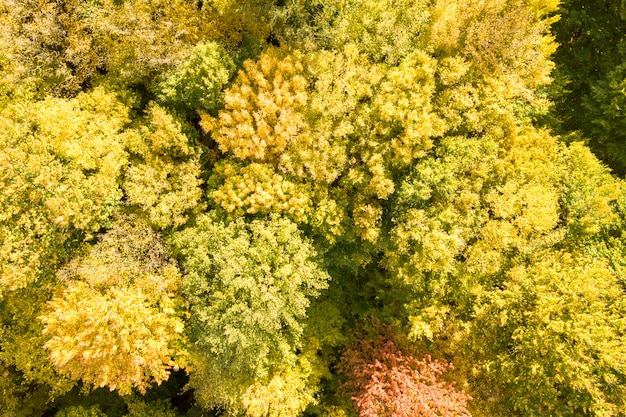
(201, 47), (308, 162)
(41, 218), (186, 395)
(430, 0), (558, 103)
(278, 0), (431, 65)
(352, 201), (384, 243)
(204, 0), (276, 45)
(123, 105), (204, 229)
(0, 0), (221, 94)
(372, 50), (445, 168)
(210, 160), (311, 221)
(0, 88), (129, 294)
(43, 282), (183, 394)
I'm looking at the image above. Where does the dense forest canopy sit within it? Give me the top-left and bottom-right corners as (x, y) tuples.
(1, 0), (626, 416)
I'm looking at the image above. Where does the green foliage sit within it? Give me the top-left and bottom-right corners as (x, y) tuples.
(55, 405), (108, 417)
(172, 213), (330, 413)
(582, 56), (626, 172)
(0, 284), (75, 390)
(155, 41), (236, 117)
(0, 282), (76, 417)
(124, 398), (180, 417)
(48, 386), (130, 417)
(561, 142), (623, 238)
(551, 0), (626, 174)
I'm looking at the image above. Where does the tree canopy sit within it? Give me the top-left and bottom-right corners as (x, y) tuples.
(1, 0), (626, 416)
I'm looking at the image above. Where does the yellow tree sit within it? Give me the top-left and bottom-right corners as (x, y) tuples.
(40, 217), (187, 395)
(123, 104), (204, 229)
(0, 87), (129, 296)
(0, 0), (235, 96)
(385, 123), (626, 416)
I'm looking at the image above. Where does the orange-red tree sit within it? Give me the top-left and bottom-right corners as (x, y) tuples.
(339, 325), (471, 417)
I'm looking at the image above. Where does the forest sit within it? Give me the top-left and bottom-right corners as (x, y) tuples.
(1, 0), (626, 416)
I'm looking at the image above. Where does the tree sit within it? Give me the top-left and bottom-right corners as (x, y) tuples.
(123, 104), (204, 229)
(54, 405), (108, 417)
(123, 398), (180, 417)
(0, 0), (220, 96)
(551, 0), (626, 174)
(0, 87), (129, 296)
(468, 250), (626, 416)
(338, 324), (471, 417)
(154, 41), (236, 117)
(171, 213), (330, 414)
(0, 282), (76, 417)
(384, 122), (626, 415)
(40, 217), (187, 395)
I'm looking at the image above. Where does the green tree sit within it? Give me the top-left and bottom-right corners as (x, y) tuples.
(55, 405), (108, 417)
(172, 213), (330, 414)
(551, 0), (626, 174)
(0, 282), (76, 417)
(154, 41), (236, 117)
(123, 398), (180, 417)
